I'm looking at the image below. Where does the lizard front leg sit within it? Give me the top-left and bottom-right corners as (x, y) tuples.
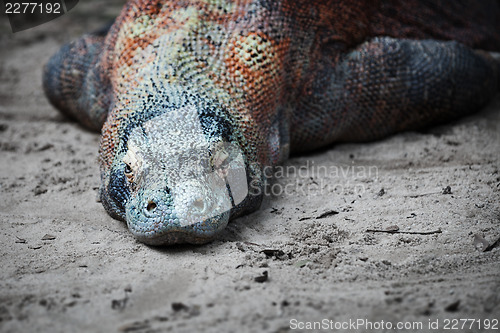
(291, 37), (499, 151)
(43, 27), (113, 131)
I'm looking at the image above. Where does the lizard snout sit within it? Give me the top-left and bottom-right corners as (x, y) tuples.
(125, 182), (231, 245)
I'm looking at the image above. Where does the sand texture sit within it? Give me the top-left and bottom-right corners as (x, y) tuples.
(0, 2), (499, 332)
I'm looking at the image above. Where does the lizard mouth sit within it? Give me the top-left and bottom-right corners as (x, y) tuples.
(125, 182), (233, 245)
(126, 203), (231, 245)
(127, 211), (231, 246)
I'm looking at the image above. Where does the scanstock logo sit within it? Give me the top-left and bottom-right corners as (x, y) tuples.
(2, 0), (79, 32)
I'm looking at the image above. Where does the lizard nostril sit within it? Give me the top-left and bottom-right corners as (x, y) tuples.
(146, 200), (157, 212)
(193, 198), (205, 212)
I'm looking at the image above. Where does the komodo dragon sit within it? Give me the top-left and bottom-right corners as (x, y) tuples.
(43, 0), (500, 245)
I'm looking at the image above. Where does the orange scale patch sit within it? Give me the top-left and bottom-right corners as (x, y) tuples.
(114, 7), (193, 70)
(224, 32), (288, 106)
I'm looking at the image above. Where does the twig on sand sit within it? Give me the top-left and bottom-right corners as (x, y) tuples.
(366, 228), (442, 235)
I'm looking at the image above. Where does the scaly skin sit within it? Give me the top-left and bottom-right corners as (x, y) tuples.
(43, 0), (500, 245)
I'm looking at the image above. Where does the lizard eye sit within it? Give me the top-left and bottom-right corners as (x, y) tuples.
(124, 163), (134, 182)
(209, 141), (233, 179)
(210, 146), (229, 170)
(124, 164), (132, 173)
(123, 144), (141, 185)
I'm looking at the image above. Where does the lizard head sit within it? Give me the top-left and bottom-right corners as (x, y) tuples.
(100, 97), (262, 245)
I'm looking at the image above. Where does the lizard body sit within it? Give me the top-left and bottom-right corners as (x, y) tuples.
(43, 0), (500, 245)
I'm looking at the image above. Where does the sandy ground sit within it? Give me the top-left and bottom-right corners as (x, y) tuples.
(1, 3), (499, 333)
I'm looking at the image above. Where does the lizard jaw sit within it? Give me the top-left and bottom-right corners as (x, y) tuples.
(125, 180), (233, 245)
(127, 212), (230, 245)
